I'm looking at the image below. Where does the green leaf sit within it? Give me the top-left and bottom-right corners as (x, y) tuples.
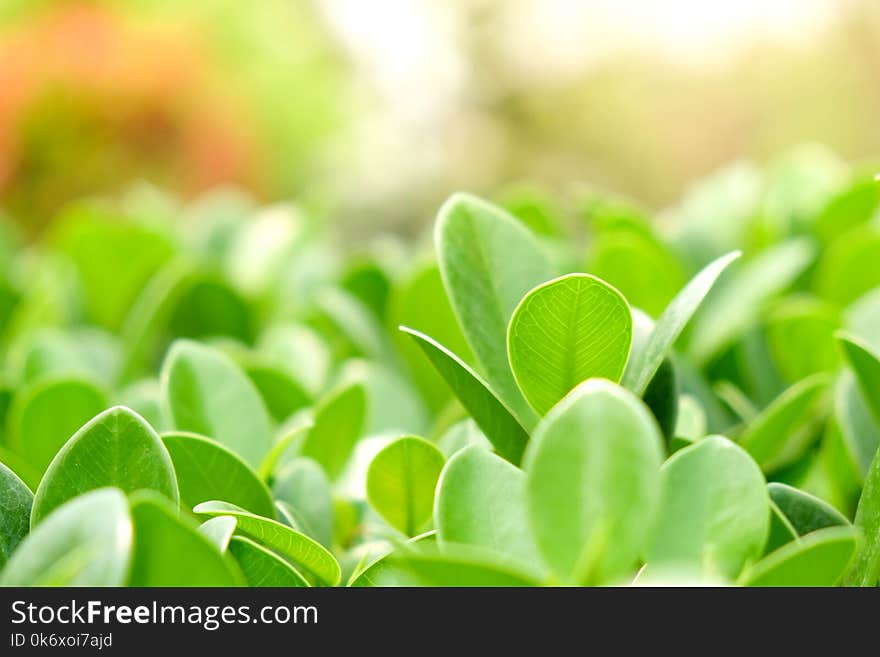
(364, 544), (540, 587)
(589, 230), (686, 317)
(401, 327), (529, 464)
(837, 332), (880, 424)
(161, 432), (275, 518)
(508, 274), (632, 416)
(740, 526), (859, 587)
(0, 488), (131, 586)
(435, 446), (543, 569)
(198, 516), (237, 552)
(161, 340), (273, 469)
(768, 482), (848, 538)
(843, 446), (880, 586)
(366, 436), (445, 536)
(765, 297), (841, 382)
(8, 376), (107, 476)
(244, 362), (311, 423)
(51, 209), (174, 330)
(436, 193), (555, 426)
(228, 536), (309, 587)
(646, 436), (769, 579)
(739, 374), (830, 472)
(31, 406), (178, 526)
(815, 226), (880, 306)
(836, 372), (880, 482)
(687, 238), (815, 364)
(194, 500), (341, 586)
(300, 381), (367, 480)
(623, 251), (740, 395)
(272, 458), (333, 548)
(524, 379), (663, 584)
(128, 492), (243, 586)
(388, 262), (474, 412)
(766, 500), (799, 553)
(0, 461), (32, 570)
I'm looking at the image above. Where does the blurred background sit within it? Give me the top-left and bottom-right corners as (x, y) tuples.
(2, 0), (880, 236)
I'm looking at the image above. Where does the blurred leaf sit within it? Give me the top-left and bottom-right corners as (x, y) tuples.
(837, 333), (880, 423)
(739, 374), (830, 472)
(8, 376), (107, 476)
(273, 458), (333, 548)
(161, 340), (272, 469)
(814, 226), (880, 306)
(687, 239), (815, 364)
(198, 516), (237, 552)
(50, 207), (174, 330)
(300, 381), (367, 481)
(0, 488), (131, 586)
(624, 252), (739, 395)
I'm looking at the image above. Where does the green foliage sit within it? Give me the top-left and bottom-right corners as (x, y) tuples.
(2, 171), (880, 588)
(366, 436), (445, 537)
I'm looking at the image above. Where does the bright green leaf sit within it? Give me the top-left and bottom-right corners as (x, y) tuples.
(366, 436), (445, 537)
(508, 273), (632, 416)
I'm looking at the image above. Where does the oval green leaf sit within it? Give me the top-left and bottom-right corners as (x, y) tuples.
(8, 376), (107, 476)
(0, 488), (132, 586)
(508, 273), (632, 416)
(162, 431), (275, 518)
(161, 340), (273, 468)
(524, 379), (663, 584)
(366, 436), (445, 537)
(32, 406), (178, 526)
(300, 381), (367, 480)
(435, 445), (543, 570)
(646, 435), (769, 580)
